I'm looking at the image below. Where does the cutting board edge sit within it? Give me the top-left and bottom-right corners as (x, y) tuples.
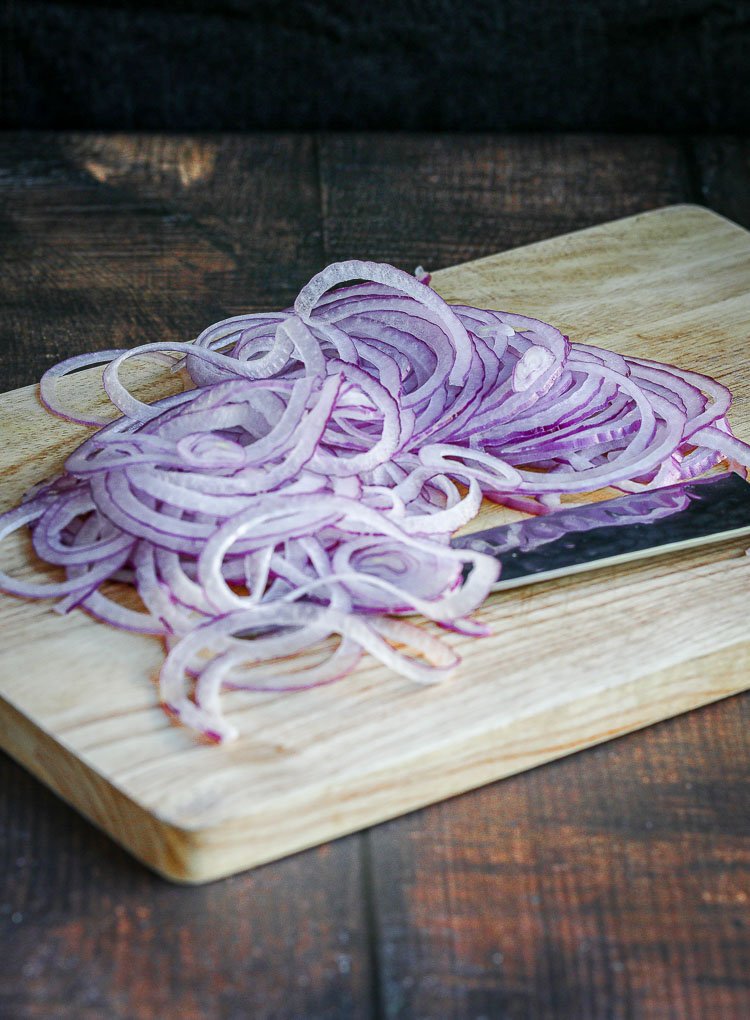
(430, 203), (750, 283)
(3, 637), (746, 883)
(0, 694), (203, 879)
(120, 636), (750, 882)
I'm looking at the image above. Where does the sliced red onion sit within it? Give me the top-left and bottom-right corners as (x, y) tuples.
(40, 349), (128, 426)
(2, 259), (749, 743)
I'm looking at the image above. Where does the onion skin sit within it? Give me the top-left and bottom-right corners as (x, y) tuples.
(1, 259), (748, 743)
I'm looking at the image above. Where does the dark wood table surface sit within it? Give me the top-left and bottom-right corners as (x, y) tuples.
(1, 132), (748, 1020)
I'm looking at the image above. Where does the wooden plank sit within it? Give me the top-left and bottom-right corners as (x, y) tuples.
(1, 203), (749, 886)
(0, 132), (325, 389)
(368, 691), (750, 1019)
(339, 135), (750, 1020)
(328, 134), (748, 1020)
(0, 765), (374, 1019)
(0, 130), (375, 1018)
(318, 133), (690, 268)
(691, 137), (750, 234)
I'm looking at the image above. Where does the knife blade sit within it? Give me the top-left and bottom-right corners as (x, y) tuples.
(451, 472), (750, 591)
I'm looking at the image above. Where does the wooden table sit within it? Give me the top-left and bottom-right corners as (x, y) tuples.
(1, 133), (748, 1019)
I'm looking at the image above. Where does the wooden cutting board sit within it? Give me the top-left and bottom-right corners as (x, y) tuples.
(1, 204), (749, 884)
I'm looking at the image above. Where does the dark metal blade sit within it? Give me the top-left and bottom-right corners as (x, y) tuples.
(451, 472), (750, 591)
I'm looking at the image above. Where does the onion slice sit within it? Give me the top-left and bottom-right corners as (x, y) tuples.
(1, 259), (748, 743)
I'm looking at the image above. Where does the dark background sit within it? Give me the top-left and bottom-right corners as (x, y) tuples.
(2, 0), (749, 132)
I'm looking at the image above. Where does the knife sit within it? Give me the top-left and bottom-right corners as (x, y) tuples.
(452, 472), (750, 591)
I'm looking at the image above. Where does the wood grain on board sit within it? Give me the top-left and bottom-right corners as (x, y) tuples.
(0, 203), (748, 885)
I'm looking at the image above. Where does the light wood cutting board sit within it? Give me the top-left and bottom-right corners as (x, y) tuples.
(1, 204), (749, 884)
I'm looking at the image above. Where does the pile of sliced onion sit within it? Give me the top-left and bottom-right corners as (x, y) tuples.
(3, 260), (749, 742)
